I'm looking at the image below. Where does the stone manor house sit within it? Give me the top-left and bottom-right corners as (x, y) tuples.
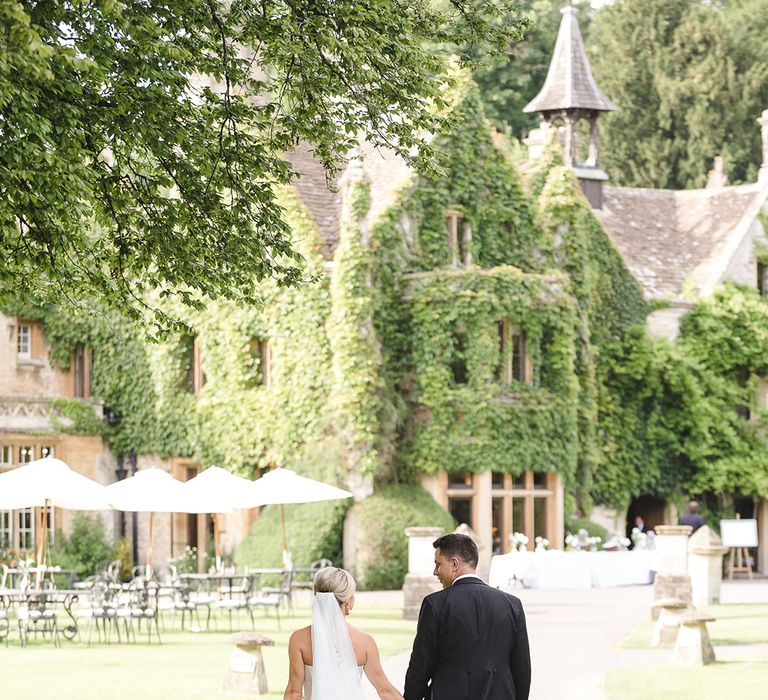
(2, 6), (768, 577)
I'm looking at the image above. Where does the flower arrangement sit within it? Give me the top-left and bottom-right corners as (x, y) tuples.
(509, 532), (529, 552)
(534, 536), (550, 552)
(587, 536), (602, 551)
(564, 533), (579, 551)
(631, 527), (647, 550)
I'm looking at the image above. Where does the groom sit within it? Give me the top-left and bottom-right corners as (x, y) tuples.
(403, 533), (531, 700)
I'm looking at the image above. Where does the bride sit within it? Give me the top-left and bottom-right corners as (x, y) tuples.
(283, 567), (404, 700)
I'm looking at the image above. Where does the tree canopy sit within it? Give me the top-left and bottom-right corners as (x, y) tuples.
(0, 0), (528, 326)
(589, 0), (768, 189)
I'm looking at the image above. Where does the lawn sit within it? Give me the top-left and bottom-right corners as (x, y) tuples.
(0, 601), (417, 699)
(605, 603), (768, 700)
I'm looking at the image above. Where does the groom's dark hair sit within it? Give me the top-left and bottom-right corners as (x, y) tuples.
(433, 533), (479, 568)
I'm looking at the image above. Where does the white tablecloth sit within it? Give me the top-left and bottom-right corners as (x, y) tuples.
(489, 550), (657, 590)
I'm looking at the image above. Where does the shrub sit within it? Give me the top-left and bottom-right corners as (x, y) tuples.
(353, 483), (455, 591)
(234, 500), (347, 572)
(565, 517), (608, 542)
(50, 513), (114, 580)
(112, 538), (134, 582)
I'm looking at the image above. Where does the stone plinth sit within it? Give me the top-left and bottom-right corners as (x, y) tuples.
(222, 632), (274, 695)
(671, 613), (716, 666)
(652, 575), (692, 619)
(653, 525), (693, 619)
(403, 572), (442, 620)
(650, 598), (687, 647)
(654, 525), (693, 575)
(687, 526), (727, 606)
(402, 527), (444, 620)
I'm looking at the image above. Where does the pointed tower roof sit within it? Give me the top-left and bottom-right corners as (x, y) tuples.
(523, 5), (616, 114)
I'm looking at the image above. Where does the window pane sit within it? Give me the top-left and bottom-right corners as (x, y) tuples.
(0, 511), (11, 549)
(0, 445), (11, 465)
(448, 471), (473, 489)
(448, 498), (472, 528)
(492, 498), (504, 555)
(73, 344), (86, 398)
(17, 325), (31, 356)
(491, 471), (504, 489)
(533, 472), (547, 490)
(494, 321), (505, 381)
(40, 446), (54, 458)
(18, 508), (34, 550)
(534, 498), (548, 540)
(511, 472), (526, 489)
(19, 446), (34, 464)
(511, 499), (526, 541)
(451, 329), (468, 384)
(512, 331), (525, 382)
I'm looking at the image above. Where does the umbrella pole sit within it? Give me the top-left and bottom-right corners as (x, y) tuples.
(147, 512), (154, 578)
(279, 504), (288, 552)
(214, 513), (222, 574)
(36, 499), (50, 589)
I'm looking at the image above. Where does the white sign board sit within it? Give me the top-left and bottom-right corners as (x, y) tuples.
(720, 519), (758, 548)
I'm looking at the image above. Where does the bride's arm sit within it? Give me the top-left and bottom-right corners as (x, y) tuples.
(283, 630), (306, 700)
(362, 632), (405, 700)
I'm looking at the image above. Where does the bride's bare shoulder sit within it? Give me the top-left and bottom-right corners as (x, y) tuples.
(347, 623), (376, 647)
(289, 625), (312, 664)
(289, 625), (312, 647)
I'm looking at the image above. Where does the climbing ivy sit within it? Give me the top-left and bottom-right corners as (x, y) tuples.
(6, 74), (768, 543)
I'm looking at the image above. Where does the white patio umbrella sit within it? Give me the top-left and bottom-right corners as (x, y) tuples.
(181, 466), (256, 571)
(0, 456), (111, 575)
(248, 468), (353, 565)
(105, 467), (219, 575)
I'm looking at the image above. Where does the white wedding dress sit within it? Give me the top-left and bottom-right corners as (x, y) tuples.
(303, 664), (363, 699)
(306, 593), (365, 700)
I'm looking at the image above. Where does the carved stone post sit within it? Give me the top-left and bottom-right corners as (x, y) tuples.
(687, 526), (727, 606)
(652, 525), (693, 618)
(402, 527), (444, 620)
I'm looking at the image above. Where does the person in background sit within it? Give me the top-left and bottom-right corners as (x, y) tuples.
(634, 515), (650, 534)
(679, 500), (706, 533)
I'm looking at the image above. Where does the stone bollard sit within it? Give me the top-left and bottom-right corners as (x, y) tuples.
(222, 632), (275, 695)
(652, 525), (693, 619)
(402, 527), (444, 620)
(650, 598), (687, 647)
(671, 612), (716, 666)
(687, 526), (727, 606)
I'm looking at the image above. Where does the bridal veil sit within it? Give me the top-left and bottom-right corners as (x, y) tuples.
(310, 592), (363, 700)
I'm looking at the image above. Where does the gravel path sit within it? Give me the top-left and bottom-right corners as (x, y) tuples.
(361, 579), (768, 700)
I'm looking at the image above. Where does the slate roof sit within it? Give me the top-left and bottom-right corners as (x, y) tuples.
(523, 6), (615, 114)
(286, 144), (342, 260)
(600, 183), (768, 298)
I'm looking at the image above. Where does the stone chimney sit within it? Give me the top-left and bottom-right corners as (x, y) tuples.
(706, 156), (729, 189)
(759, 109), (768, 184)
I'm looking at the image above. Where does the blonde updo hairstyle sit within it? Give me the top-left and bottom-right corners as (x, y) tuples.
(313, 566), (356, 606)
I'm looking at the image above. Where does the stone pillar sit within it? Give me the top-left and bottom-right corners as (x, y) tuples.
(402, 527), (444, 620)
(758, 498), (768, 575)
(474, 470), (493, 579)
(687, 526), (727, 605)
(758, 109), (768, 184)
(652, 525), (693, 618)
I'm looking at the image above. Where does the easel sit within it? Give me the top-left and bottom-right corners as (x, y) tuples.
(726, 514), (753, 580)
(727, 546), (753, 579)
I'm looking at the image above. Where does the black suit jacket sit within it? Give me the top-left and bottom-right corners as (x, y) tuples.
(403, 577), (531, 700)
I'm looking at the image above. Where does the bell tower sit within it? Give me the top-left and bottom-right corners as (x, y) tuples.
(523, 3), (615, 208)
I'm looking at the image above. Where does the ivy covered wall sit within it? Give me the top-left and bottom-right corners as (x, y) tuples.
(8, 77), (768, 568)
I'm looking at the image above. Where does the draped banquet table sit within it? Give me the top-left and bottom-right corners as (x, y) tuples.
(488, 550), (658, 590)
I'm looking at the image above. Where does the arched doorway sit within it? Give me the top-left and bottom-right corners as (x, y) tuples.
(627, 495), (666, 539)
